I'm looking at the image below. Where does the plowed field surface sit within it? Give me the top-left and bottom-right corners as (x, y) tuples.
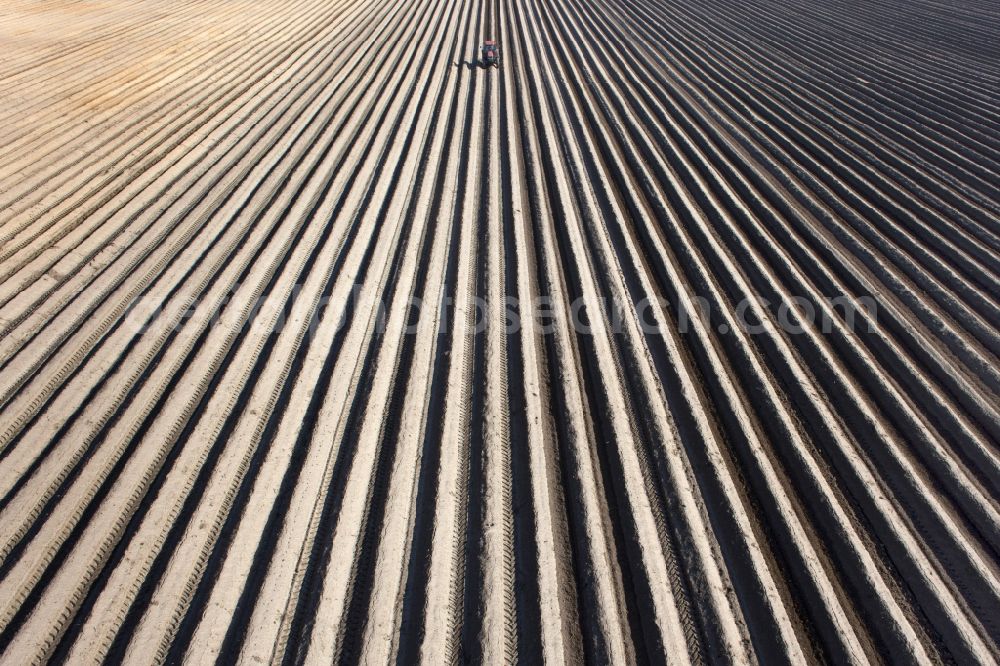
(0, 0), (998, 662)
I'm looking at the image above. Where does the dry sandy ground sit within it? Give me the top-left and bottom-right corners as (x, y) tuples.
(0, 0), (998, 663)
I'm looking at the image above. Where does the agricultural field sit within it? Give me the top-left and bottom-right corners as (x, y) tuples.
(0, 0), (998, 662)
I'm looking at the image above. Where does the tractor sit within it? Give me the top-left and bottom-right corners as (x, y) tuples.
(481, 40), (500, 68)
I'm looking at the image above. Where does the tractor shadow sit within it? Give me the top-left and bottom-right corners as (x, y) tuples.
(454, 60), (482, 70)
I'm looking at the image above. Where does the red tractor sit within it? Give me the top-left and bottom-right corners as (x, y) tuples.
(481, 40), (500, 68)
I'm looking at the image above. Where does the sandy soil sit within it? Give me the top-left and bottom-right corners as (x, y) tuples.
(0, 0), (998, 662)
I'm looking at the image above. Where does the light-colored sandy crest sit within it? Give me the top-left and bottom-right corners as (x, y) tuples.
(0, 0), (998, 663)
